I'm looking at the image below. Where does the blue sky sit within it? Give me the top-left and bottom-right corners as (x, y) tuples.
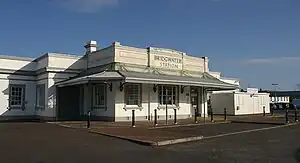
(0, 0), (299, 90)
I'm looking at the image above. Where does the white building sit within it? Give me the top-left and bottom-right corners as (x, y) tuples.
(211, 89), (270, 115)
(0, 40), (238, 121)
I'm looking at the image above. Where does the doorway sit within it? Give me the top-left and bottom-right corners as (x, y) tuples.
(190, 87), (199, 116)
(57, 85), (81, 120)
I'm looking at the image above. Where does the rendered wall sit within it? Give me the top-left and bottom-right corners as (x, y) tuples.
(88, 47), (115, 68)
(115, 46), (148, 67)
(234, 93), (270, 115)
(0, 74), (36, 118)
(211, 93), (235, 115)
(48, 55), (84, 70)
(0, 57), (36, 71)
(211, 92), (270, 116)
(114, 83), (192, 122)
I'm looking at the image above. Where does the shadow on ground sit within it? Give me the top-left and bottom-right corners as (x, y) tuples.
(295, 149), (300, 163)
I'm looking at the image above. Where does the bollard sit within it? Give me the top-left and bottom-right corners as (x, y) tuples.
(211, 109), (214, 122)
(165, 103), (168, 125)
(263, 106), (266, 116)
(295, 107), (298, 122)
(154, 109), (158, 126)
(87, 111), (91, 128)
(132, 110), (135, 127)
(174, 109), (177, 124)
(224, 108), (227, 121)
(285, 109), (289, 123)
(194, 108), (198, 123)
(271, 107), (273, 116)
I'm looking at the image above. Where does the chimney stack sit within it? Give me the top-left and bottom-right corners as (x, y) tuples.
(84, 40), (97, 54)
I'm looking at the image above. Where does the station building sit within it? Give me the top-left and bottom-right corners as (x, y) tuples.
(0, 41), (238, 121)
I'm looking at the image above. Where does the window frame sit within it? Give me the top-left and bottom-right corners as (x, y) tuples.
(9, 84), (26, 110)
(124, 83), (142, 109)
(36, 84), (46, 110)
(158, 85), (179, 108)
(92, 84), (107, 109)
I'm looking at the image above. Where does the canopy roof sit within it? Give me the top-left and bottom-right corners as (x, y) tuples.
(56, 70), (239, 90)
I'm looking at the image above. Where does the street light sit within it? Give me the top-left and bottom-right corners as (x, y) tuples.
(272, 84), (278, 103)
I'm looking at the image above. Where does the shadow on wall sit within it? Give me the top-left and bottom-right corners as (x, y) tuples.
(0, 54), (88, 121)
(49, 55), (87, 121)
(1, 87), (10, 118)
(53, 54), (118, 121)
(1, 59), (37, 120)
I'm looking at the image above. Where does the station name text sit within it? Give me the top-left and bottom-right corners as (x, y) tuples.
(154, 55), (182, 69)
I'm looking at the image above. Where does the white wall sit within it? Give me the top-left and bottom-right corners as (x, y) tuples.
(115, 46), (148, 67)
(211, 92), (270, 116)
(234, 93), (254, 115)
(234, 93), (270, 115)
(114, 83), (192, 121)
(198, 87), (209, 117)
(35, 73), (48, 117)
(115, 83), (149, 121)
(88, 47), (115, 68)
(88, 82), (116, 118)
(48, 55), (84, 70)
(0, 57), (36, 71)
(211, 93), (235, 115)
(0, 74), (36, 117)
(178, 86), (191, 117)
(183, 55), (206, 72)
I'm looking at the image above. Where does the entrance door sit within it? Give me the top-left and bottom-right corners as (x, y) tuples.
(57, 85), (81, 120)
(190, 87), (199, 116)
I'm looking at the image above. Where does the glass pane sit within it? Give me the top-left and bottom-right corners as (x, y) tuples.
(162, 87), (166, 95)
(159, 95), (162, 104)
(172, 86), (176, 92)
(93, 84), (106, 107)
(173, 96), (176, 104)
(163, 96), (166, 104)
(126, 84), (139, 105)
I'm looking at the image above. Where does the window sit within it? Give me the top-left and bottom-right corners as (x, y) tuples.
(159, 85), (178, 105)
(36, 84), (45, 109)
(125, 84), (141, 106)
(92, 84), (106, 108)
(9, 84), (26, 109)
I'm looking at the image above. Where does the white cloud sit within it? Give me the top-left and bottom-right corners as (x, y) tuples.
(243, 56), (300, 65)
(56, 0), (120, 13)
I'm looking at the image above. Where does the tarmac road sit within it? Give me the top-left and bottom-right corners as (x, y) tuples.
(0, 122), (299, 163)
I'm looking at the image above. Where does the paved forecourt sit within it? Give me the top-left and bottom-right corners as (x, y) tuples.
(0, 122), (300, 163)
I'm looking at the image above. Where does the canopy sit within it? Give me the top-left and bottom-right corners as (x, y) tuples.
(56, 70), (239, 90)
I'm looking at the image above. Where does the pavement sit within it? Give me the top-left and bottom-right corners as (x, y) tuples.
(54, 116), (227, 129)
(51, 115), (300, 146)
(0, 122), (300, 163)
(55, 120), (291, 146)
